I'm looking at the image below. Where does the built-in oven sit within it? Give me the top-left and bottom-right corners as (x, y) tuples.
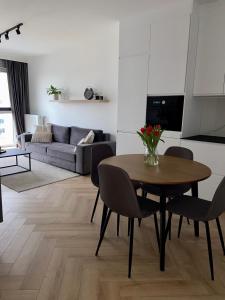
(146, 95), (184, 131)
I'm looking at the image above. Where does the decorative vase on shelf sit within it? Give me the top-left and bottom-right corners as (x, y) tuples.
(137, 125), (164, 167)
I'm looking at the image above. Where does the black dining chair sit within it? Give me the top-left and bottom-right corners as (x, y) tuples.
(166, 177), (225, 280)
(90, 144), (114, 223)
(90, 144), (141, 236)
(142, 146), (193, 237)
(95, 164), (160, 278)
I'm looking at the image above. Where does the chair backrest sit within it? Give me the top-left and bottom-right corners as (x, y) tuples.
(206, 177), (225, 220)
(165, 146), (193, 160)
(98, 164), (142, 218)
(91, 144), (114, 187)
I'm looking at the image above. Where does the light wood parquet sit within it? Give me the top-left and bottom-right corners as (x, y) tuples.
(0, 175), (225, 299)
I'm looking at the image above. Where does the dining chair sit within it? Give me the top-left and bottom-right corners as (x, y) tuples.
(90, 144), (114, 223)
(90, 144), (141, 236)
(95, 164), (160, 278)
(142, 146), (193, 237)
(166, 177), (225, 280)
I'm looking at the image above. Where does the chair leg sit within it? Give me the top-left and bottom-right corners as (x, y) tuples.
(187, 218), (190, 225)
(153, 213), (160, 251)
(205, 221), (214, 280)
(90, 189), (100, 223)
(95, 210), (112, 256)
(128, 218), (134, 278)
(142, 189), (147, 199)
(117, 214), (120, 236)
(178, 216), (183, 238)
(138, 218), (142, 227)
(216, 217), (225, 256)
(166, 212), (172, 242)
(128, 218), (131, 236)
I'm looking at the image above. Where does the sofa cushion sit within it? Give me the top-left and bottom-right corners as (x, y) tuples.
(70, 126), (103, 145)
(26, 142), (49, 155)
(47, 142), (76, 163)
(51, 124), (70, 144)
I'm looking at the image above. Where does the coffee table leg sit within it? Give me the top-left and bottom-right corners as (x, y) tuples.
(160, 191), (166, 271)
(28, 153), (31, 171)
(192, 182), (199, 237)
(16, 156), (18, 166)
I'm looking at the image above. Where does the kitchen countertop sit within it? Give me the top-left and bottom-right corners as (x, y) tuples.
(182, 135), (225, 144)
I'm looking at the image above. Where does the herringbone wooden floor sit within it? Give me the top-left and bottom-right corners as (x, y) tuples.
(0, 175), (225, 300)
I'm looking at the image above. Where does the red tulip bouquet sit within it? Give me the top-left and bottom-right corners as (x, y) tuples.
(137, 125), (164, 166)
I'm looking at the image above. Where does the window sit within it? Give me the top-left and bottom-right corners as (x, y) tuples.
(0, 70), (14, 146)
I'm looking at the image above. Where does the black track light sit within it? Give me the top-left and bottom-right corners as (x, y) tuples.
(0, 23), (23, 44)
(16, 26), (21, 35)
(5, 31), (9, 40)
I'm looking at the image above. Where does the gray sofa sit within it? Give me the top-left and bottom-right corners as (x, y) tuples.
(20, 124), (116, 175)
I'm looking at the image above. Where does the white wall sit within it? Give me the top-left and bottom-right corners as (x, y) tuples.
(28, 22), (119, 139)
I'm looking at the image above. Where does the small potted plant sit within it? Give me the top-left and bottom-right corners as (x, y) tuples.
(137, 125), (164, 166)
(47, 85), (62, 100)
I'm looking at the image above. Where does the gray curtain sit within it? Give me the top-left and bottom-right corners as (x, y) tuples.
(5, 60), (30, 135)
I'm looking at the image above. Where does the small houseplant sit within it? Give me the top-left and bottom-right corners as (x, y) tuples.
(47, 85), (62, 100)
(137, 125), (164, 166)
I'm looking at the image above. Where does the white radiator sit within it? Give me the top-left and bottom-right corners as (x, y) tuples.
(24, 114), (44, 133)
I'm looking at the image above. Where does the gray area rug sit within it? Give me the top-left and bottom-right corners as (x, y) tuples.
(0, 157), (79, 192)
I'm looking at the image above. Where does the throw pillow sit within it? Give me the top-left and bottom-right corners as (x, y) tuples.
(74, 130), (95, 153)
(35, 124), (52, 133)
(31, 132), (52, 143)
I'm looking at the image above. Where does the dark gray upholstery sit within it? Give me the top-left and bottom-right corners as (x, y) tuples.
(96, 164), (160, 278)
(26, 142), (49, 155)
(166, 177), (225, 280)
(98, 164), (159, 218)
(51, 124), (70, 144)
(47, 143), (76, 162)
(75, 141), (116, 175)
(19, 125), (115, 175)
(70, 126), (104, 145)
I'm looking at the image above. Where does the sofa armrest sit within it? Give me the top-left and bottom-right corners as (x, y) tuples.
(18, 133), (33, 149)
(75, 141), (116, 175)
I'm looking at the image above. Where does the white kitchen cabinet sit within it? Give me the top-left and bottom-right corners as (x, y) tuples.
(194, 1), (225, 95)
(181, 139), (225, 200)
(198, 174), (223, 201)
(119, 18), (150, 58)
(117, 55), (149, 132)
(157, 137), (180, 155)
(117, 132), (180, 156)
(148, 15), (190, 95)
(116, 132), (145, 155)
(181, 140), (225, 176)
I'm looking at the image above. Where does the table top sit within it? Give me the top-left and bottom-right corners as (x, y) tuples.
(101, 154), (211, 185)
(0, 148), (31, 158)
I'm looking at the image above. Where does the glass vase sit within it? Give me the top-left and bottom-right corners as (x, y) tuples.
(144, 147), (159, 166)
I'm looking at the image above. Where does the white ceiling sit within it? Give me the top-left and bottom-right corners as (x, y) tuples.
(0, 0), (191, 56)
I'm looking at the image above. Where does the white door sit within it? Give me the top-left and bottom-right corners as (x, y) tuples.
(148, 15), (190, 95)
(117, 55), (149, 132)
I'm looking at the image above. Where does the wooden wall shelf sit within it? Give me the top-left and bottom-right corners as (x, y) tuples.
(49, 99), (109, 103)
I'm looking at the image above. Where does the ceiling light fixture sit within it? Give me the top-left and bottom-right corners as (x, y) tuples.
(0, 23), (23, 43)
(16, 25), (21, 35)
(5, 31), (9, 40)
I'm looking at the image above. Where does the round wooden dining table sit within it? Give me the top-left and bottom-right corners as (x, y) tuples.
(101, 154), (211, 271)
